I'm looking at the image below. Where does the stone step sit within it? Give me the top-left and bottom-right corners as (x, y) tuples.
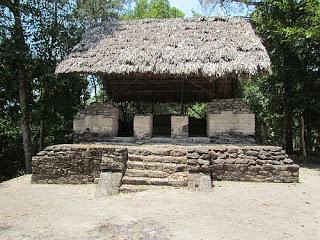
(125, 169), (169, 178)
(133, 137), (211, 145)
(128, 154), (187, 164)
(122, 176), (187, 187)
(119, 184), (174, 193)
(127, 161), (187, 173)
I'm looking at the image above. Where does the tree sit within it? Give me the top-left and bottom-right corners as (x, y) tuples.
(29, 0), (88, 150)
(148, 0), (170, 18)
(250, 0), (320, 154)
(1, 0), (33, 173)
(133, 0), (149, 18)
(199, 0), (258, 16)
(123, 0), (184, 19)
(76, 0), (129, 24)
(0, 35), (25, 181)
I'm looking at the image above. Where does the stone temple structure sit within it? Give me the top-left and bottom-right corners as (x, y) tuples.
(32, 17), (299, 193)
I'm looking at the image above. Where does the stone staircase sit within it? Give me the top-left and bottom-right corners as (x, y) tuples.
(120, 147), (189, 192)
(32, 144), (299, 193)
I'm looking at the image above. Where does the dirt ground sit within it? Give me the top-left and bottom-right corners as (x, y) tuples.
(0, 166), (319, 240)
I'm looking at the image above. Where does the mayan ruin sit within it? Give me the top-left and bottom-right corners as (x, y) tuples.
(2, 1), (319, 238)
(31, 17), (299, 193)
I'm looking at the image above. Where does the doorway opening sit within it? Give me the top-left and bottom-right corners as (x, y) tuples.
(188, 117), (207, 137)
(118, 119), (133, 137)
(153, 114), (171, 137)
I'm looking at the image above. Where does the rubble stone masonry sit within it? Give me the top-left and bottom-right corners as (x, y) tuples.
(32, 145), (127, 184)
(32, 144), (299, 184)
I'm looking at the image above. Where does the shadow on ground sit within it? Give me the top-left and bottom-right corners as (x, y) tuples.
(300, 163), (320, 172)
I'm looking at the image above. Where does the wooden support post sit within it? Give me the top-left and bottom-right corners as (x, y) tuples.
(151, 86), (154, 114)
(181, 79), (185, 114)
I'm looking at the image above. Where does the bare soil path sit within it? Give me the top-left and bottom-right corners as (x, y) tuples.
(0, 166), (319, 240)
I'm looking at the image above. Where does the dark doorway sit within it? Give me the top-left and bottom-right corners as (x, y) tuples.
(153, 114), (171, 137)
(118, 119), (133, 137)
(189, 117), (207, 137)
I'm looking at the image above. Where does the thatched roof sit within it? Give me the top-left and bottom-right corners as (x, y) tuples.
(55, 17), (270, 79)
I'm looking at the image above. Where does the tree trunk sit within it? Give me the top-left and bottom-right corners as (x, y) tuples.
(20, 79), (33, 173)
(282, 105), (293, 154)
(12, 0), (33, 173)
(262, 121), (268, 145)
(317, 129), (320, 153)
(300, 114), (307, 157)
(39, 119), (44, 152)
(282, 58), (294, 154)
(305, 112), (312, 154)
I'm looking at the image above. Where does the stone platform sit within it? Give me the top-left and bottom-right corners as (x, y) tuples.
(32, 143), (299, 188)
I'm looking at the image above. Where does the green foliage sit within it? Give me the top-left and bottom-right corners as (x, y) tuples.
(122, 0), (184, 19)
(0, 0), (92, 180)
(0, 120), (24, 182)
(148, 0), (170, 18)
(133, 0), (149, 18)
(242, 76), (284, 145)
(187, 103), (206, 119)
(169, 7), (184, 18)
(245, 0), (320, 150)
(0, 37), (20, 121)
(76, 0), (130, 23)
(0, 29), (26, 180)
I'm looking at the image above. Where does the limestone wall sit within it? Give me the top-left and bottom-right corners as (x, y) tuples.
(134, 115), (153, 139)
(186, 145), (299, 183)
(171, 115), (188, 138)
(207, 111), (255, 135)
(207, 99), (255, 143)
(73, 102), (119, 142)
(207, 98), (252, 113)
(32, 145), (127, 184)
(32, 144), (299, 184)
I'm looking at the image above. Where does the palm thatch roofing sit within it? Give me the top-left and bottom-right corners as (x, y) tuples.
(56, 17), (271, 102)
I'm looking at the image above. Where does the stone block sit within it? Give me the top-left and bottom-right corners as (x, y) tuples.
(187, 152), (200, 159)
(187, 173), (212, 191)
(73, 102), (119, 142)
(207, 101), (255, 137)
(197, 159), (210, 166)
(283, 158), (293, 164)
(171, 115), (188, 138)
(95, 172), (122, 196)
(170, 149), (186, 157)
(134, 115), (153, 139)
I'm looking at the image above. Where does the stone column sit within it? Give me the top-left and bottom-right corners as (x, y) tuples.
(134, 115), (153, 139)
(206, 99), (255, 138)
(207, 112), (255, 137)
(171, 115), (188, 138)
(73, 102), (119, 142)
